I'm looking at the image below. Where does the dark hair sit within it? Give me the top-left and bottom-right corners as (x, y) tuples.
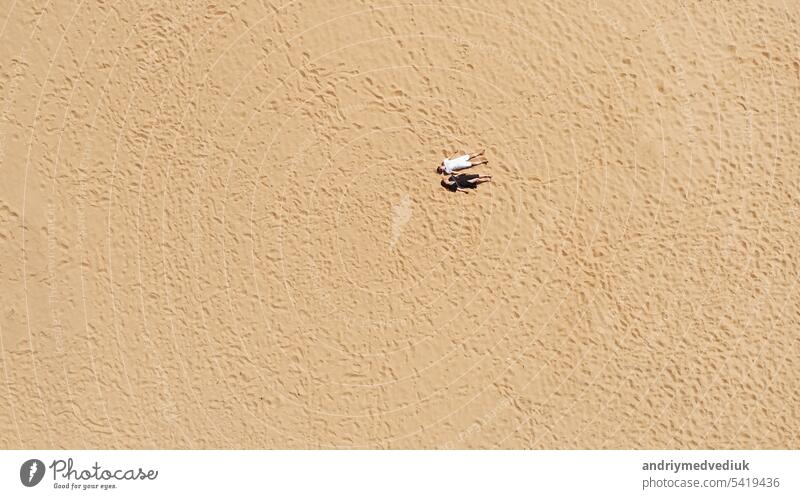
(441, 178), (456, 192)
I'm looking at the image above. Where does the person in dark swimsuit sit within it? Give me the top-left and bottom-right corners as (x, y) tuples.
(441, 173), (492, 193)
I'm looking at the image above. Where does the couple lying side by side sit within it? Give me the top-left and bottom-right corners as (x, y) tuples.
(438, 149), (491, 193)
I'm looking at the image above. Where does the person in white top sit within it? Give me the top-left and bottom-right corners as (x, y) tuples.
(437, 149), (488, 174)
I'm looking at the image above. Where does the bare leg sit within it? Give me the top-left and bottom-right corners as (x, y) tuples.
(470, 159), (488, 167)
(468, 149), (485, 160)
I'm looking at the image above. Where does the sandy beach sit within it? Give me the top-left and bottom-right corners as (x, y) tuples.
(0, 1), (798, 448)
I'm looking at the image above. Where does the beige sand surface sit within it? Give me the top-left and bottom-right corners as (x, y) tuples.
(1, 1), (799, 449)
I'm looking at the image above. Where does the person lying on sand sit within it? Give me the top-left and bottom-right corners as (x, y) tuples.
(441, 173), (492, 193)
(437, 149), (488, 174)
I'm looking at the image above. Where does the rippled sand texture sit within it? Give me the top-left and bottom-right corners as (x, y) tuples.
(1, 1), (799, 448)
